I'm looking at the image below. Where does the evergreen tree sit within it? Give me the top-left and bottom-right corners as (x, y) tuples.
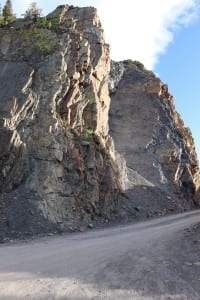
(0, 5), (3, 27)
(0, 5), (3, 25)
(24, 2), (42, 20)
(2, 0), (15, 25)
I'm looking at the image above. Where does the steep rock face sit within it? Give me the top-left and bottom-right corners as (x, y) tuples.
(0, 6), (199, 240)
(0, 6), (120, 239)
(109, 61), (200, 216)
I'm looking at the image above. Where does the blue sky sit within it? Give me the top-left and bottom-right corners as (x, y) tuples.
(155, 18), (200, 160)
(1, 0), (200, 159)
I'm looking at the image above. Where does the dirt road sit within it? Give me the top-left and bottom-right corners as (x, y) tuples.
(0, 210), (200, 300)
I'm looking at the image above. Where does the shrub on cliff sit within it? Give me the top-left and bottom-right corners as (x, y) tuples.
(35, 17), (52, 29)
(23, 3), (52, 29)
(20, 26), (58, 54)
(123, 59), (145, 70)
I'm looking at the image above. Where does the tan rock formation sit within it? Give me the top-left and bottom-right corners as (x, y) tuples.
(145, 80), (162, 94)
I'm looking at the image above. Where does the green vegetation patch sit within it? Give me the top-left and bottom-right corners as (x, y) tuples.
(73, 129), (94, 143)
(35, 17), (52, 29)
(0, 32), (11, 54)
(62, 120), (71, 131)
(81, 130), (94, 142)
(123, 59), (145, 70)
(123, 59), (156, 77)
(1, 33), (11, 43)
(20, 26), (58, 54)
(47, 16), (60, 28)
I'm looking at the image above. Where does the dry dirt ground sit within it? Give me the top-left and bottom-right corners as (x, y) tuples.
(0, 210), (200, 300)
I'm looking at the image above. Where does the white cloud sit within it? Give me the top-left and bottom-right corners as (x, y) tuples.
(97, 0), (200, 69)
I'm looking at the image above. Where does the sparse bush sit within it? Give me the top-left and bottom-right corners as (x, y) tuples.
(35, 17), (52, 29)
(81, 130), (94, 142)
(62, 120), (71, 130)
(123, 59), (146, 70)
(21, 26), (58, 54)
(73, 129), (94, 142)
(45, 9), (60, 28)
(47, 16), (60, 28)
(133, 60), (145, 70)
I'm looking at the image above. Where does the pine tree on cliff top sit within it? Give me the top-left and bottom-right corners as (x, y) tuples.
(2, 0), (15, 24)
(24, 2), (42, 20)
(0, 4), (3, 25)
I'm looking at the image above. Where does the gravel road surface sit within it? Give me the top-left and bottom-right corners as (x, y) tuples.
(0, 210), (200, 299)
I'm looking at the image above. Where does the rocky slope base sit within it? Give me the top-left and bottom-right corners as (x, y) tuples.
(0, 6), (199, 241)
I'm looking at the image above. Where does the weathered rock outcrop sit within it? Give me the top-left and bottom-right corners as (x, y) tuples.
(109, 60), (200, 217)
(0, 5), (120, 240)
(0, 6), (199, 240)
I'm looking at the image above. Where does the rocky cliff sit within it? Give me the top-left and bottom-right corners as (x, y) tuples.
(0, 5), (121, 240)
(0, 5), (199, 241)
(109, 60), (200, 218)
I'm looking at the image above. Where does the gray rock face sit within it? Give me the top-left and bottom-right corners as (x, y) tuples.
(0, 6), (120, 240)
(0, 6), (199, 240)
(108, 61), (124, 92)
(109, 62), (199, 215)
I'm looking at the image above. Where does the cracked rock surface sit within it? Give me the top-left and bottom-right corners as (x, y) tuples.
(109, 61), (200, 216)
(0, 6), (199, 241)
(0, 5), (120, 240)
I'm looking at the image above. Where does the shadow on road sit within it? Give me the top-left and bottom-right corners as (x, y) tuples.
(0, 210), (200, 299)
